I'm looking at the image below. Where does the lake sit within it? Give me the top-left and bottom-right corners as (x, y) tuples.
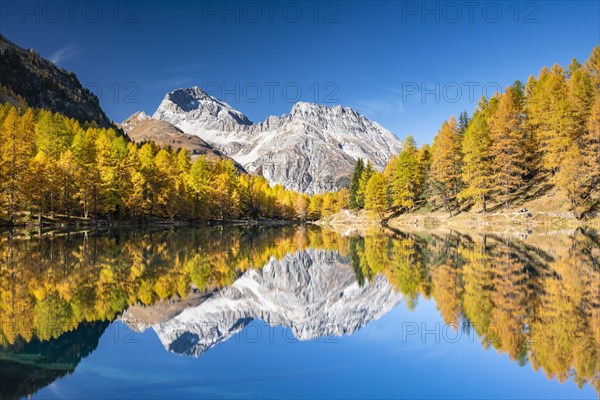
(0, 225), (598, 399)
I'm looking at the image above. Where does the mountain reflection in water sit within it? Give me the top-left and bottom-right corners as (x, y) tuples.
(0, 225), (598, 398)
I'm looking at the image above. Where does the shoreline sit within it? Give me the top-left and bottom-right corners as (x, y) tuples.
(388, 210), (600, 231)
(315, 209), (600, 235)
(0, 215), (301, 233)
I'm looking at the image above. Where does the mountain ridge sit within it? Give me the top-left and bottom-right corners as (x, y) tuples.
(0, 34), (112, 128)
(126, 86), (402, 194)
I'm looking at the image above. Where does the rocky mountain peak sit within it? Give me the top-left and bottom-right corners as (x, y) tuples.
(153, 86), (252, 131)
(290, 101), (355, 119)
(164, 86), (214, 111)
(290, 101), (326, 115)
(120, 110), (149, 132)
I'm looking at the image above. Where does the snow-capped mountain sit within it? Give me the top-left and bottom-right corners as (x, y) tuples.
(152, 86), (252, 132)
(125, 86), (403, 194)
(122, 249), (402, 357)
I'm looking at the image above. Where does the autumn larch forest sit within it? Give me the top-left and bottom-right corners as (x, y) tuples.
(350, 46), (600, 220)
(0, 46), (598, 225)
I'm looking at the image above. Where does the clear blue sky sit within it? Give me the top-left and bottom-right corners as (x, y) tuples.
(1, 1), (598, 145)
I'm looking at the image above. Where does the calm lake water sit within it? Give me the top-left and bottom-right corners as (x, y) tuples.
(0, 225), (598, 399)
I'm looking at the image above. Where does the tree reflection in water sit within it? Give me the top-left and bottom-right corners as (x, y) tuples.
(0, 225), (597, 398)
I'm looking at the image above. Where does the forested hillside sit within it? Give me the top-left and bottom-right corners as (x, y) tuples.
(348, 46), (600, 219)
(0, 35), (112, 128)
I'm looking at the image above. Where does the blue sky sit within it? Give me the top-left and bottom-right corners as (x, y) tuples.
(1, 0), (598, 145)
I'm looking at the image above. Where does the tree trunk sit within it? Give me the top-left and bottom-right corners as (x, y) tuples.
(93, 186), (97, 218)
(9, 139), (16, 225)
(8, 190), (13, 225)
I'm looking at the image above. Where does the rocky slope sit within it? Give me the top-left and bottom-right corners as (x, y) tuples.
(152, 86), (252, 131)
(125, 87), (403, 194)
(121, 111), (245, 169)
(122, 249), (402, 357)
(0, 34), (112, 127)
